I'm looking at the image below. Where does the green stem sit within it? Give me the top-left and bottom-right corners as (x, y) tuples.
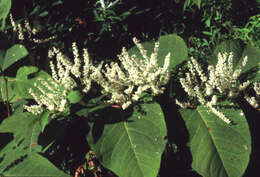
(3, 75), (11, 117)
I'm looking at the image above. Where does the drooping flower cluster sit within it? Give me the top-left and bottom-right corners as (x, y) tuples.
(90, 37), (170, 109)
(176, 52), (250, 124)
(9, 14), (56, 43)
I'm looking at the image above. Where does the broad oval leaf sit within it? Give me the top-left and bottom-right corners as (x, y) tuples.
(211, 40), (243, 66)
(211, 40), (260, 73)
(13, 66), (51, 101)
(158, 34), (188, 69)
(0, 114), (69, 176)
(1, 151), (71, 177)
(128, 34), (188, 71)
(211, 40), (260, 83)
(0, 137), (70, 177)
(0, 112), (41, 149)
(0, 0), (11, 30)
(241, 44), (260, 73)
(179, 104), (251, 177)
(67, 90), (83, 104)
(40, 110), (51, 132)
(90, 103), (167, 177)
(2, 44), (28, 71)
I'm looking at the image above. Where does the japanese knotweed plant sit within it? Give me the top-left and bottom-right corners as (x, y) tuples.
(24, 37), (171, 114)
(176, 43), (260, 177)
(1, 31), (259, 177)
(10, 34), (186, 177)
(176, 52), (253, 124)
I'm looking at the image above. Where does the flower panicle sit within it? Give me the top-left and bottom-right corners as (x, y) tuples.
(25, 37), (171, 114)
(9, 13), (56, 44)
(176, 52), (251, 123)
(90, 38), (171, 109)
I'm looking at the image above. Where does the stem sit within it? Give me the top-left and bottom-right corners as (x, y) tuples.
(3, 75), (11, 117)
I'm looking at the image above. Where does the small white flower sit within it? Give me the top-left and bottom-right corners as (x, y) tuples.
(206, 84), (213, 95)
(210, 95), (218, 105)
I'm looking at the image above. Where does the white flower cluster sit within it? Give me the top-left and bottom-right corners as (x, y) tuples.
(9, 14), (56, 43)
(24, 38), (170, 114)
(48, 43), (92, 93)
(90, 38), (170, 109)
(24, 43), (92, 115)
(176, 52), (250, 124)
(23, 78), (69, 115)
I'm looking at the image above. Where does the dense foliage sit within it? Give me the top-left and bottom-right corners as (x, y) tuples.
(0, 0), (259, 177)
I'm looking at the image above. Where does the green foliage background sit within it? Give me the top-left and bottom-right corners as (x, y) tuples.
(0, 0), (259, 177)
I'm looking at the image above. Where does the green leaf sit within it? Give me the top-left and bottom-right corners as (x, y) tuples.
(128, 34), (188, 71)
(179, 103), (251, 177)
(0, 135), (70, 177)
(205, 18), (211, 27)
(40, 110), (51, 132)
(211, 40), (243, 66)
(241, 44), (260, 73)
(89, 102), (167, 177)
(52, 0), (63, 6)
(76, 105), (108, 117)
(1, 44), (28, 71)
(29, 120), (42, 151)
(39, 11), (48, 17)
(67, 90), (83, 104)
(0, 112), (45, 153)
(0, 112), (40, 147)
(0, 0), (11, 30)
(0, 112), (69, 173)
(158, 34), (188, 70)
(1, 151), (70, 176)
(0, 76), (16, 102)
(13, 66), (51, 100)
(0, 49), (5, 70)
(252, 65), (260, 83)
(29, 5), (40, 16)
(11, 99), (28, 114)
(0, 66), (50, 103)
(257, 0), (260, 6)
(193, 0), (201, 9)
(183, 0), (190, 10)
(202, 31), (212, 36)
(211, 40), (260, 77)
